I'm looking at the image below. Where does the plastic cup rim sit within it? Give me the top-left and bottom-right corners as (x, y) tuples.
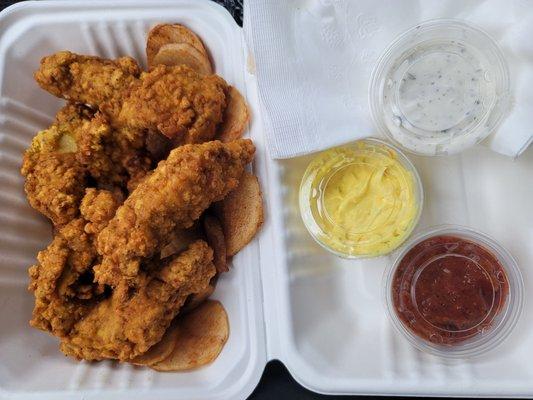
(298, 137), (424, 259)
(368, 18), (511, 157)
(382, 224), (524, 359)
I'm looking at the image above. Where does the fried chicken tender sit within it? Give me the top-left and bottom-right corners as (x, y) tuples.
(76, 112), (151, 191)
(22, 153), (85, 226)
(29, 188), (216, 362)
(28, 189), (122, 338)
(34, 51), (140, 115)
(80, 188), (124, 235)
(28, 219), (96, 337)
(27, 49), (258, 365)
(35, 51), (228, 143)
(60, 240), (216, 361)
(119, 65), (227, 143)
(21, 103), (153, 226)
(94, 139), (255, 287)
(21, 104), (93, 226)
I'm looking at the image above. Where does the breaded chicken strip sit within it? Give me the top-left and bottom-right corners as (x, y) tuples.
(94, 139), (255, 287)
(28, 218), (97, 337)
(120, 65), (227, 144)
(80, 188), (124, 235)
(22, 153), (85, 226)
(28, 189), (122, 338)
(22, 104), (152, 226)
(75, 112), (151, 191)
(29, 189), (216, 362)
(21, 104), (92, 226)
(60, 240), (216, 361)
(35, 51), (228, 143)
(34, 52), (140, 115)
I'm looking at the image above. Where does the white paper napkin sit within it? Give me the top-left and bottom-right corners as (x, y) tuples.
(244, 0), (533, 159)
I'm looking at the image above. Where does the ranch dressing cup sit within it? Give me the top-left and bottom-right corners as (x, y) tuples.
(370, 19), (511, 156)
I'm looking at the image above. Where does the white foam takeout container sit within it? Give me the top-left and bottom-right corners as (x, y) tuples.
(0, 1), (532, 399)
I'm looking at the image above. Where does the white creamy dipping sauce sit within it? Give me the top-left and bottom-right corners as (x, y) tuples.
(371, 21), (511, 156)
(382, 41), (497, 155)
(397, 49), (482, 132)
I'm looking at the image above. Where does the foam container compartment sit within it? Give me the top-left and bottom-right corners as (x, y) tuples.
(0, 1), (532, 399)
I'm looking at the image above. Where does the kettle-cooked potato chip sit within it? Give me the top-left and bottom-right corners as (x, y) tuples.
(147, 23), (209, 67)
(203, 214), (228, 273)
(130, 322), (180, 366)
(181, 283), (216, 314)
(217, 86), (250, 143)
(152, 43), (213, 75)
(216, 172), (263, 256)
(151, 300), (229, 371)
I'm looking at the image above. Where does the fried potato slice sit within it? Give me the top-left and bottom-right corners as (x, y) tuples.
(203, 214), (228, 273)
(151, 300), (229, 372)
(147, 23), (209, 67)
(130, 322), (180, 366)
(152, 43), (213, 75)
(181, 283), (216, 314)
(216, 172), (263, 256)
(217, 86), (250, 143)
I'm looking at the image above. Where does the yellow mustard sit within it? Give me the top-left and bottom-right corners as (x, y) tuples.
(299, 139), (420, 257)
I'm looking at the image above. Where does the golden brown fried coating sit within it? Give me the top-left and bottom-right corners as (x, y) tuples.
(22, 153), (85, 226)
(34, 51), (140, 117)
(94, 139), (255, 287)
(35, 52), (228, 143)
(28, 49), (259, 365)
(118, 65), (227, 143)
(28, 219), (96, 337)
(28, 189), (122, 338)
(80, 188), (124, 235)
(60, 240), (216, 361)
(21, 103), (153, 228)
(75, 113), (151, 191)
(28, 187), (218, 362)
(54, 102), (97, 134)
(21, 104), (91, 226)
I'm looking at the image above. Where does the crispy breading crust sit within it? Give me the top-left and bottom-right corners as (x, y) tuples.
(60, 240), (216, 361)
(35, 51), (228, 143)
(34, 51), (140, 117)
(21, 104), (154, 227)
(118, 65), (227, 142)
(28, 189), (122, 337)
(27, 50), (256, 364)
(94, 139), (255, 287)
(22, 152), (86, 226)
(21, 104), (93, 226)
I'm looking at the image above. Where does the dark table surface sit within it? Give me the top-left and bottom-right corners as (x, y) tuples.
(0, 1), (492, 399)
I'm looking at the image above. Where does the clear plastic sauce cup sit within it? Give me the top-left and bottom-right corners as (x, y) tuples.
(299, 138), (423, 258)
(384, 225), (524, 358)
(370, 19), (511, 156)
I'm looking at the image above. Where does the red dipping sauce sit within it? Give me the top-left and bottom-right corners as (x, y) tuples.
(392, 235), (509, 345)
